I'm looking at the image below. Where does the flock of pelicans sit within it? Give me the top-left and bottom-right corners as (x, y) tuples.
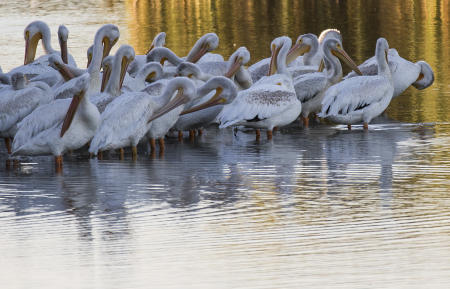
(0, 22), (434, 172)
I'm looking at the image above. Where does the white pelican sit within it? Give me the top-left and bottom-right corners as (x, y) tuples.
(319, 38), (394, 130)
(10, 24), (120, 171)
(170, 76), (237, 142)
(0, 73), (52, 154)
(128, 32), (166, 77)
(89, 77), (196, 159)
(217, 36), (300, 140)
(54, 25), (120, 100)
(294, 37), (361, 127)
(12, 74), (98, 172)
(122, 62), (163, 92)
(91, 45), (135, 112)
(344, 48), (434, 97)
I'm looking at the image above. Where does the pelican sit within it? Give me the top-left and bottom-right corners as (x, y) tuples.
(170, 76), (237, 142)
(0, 73), (52, 154)
(89, 77), (196, 159)
(54, 25), (120, 100)
(294, 37), (362, 127)
(91, 45), (135, 112)
(128, 32), (166, 77)
(8, 21), (76, 80)
(217, 36), (300, 140)
(319, 38), (394, 130)
(344, 48), (434, 97)
(11, 24), (120, 171)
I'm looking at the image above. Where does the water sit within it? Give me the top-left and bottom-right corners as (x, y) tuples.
(0, 1), (449, 288)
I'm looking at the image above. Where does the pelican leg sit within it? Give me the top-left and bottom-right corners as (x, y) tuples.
(347, 124), (352, 130)
(132, 146), (138, 160)
(98, 151), (103, 160)
(267, 130), (273, 140)
(363, 123), (369, 130)
(255, 129), (261, 141)
(4, 138), (11, 154)
(301, 116), (309, 128)
(119, 148), (125, 160)
(149, 138), (156, 154)
(55, 155), (63, 173)
(273, 127), (278, 132)
(178, 131), (183, 142)
(197, 129), (203, 136)
(189, 129), (195, 141)
(158, 138), (165, 154)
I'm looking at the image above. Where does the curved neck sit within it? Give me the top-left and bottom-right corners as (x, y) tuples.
(276, 41), (291, 75)
(105, 55), (124, 96)
(41, 28), (55, 54)
(87, 32), (106, 94)
(149, 48), (184, 66)
(377, 47), (390, 77)
(322, 46), (342, 83)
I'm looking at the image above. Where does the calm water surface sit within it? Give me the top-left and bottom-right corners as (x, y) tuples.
(0, 1), (449, 288)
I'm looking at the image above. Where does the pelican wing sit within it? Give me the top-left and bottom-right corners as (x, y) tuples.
(12, 98), (70, 150)
(0, 83), (52, 133)
(293, 72), (328, 103)
(217, 84), (297, 128)
(320, 76), (392, 117)
(89, 92), (154, 153)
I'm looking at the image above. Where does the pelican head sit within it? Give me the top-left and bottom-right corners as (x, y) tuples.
(146, 32), (166, 54)
(181, 76), (237, 115)
(375, 37), (390, 74)
(318, 28), (342, 44)
(176, 62), (201, 78)
(58, 25), (69, 64)
(101, 55), (114, 92)
(23, 21), (51, 65)
(60, 74), (90, 137)
(186, 33), (220, 63)
(268, 36), (292, 76)
(148, 77), (196, 123)
(287, 33), (318, 65)
(116, 45), (135, 90)
(147, 47), (182, 66)
(323, 38), (362, 75)
(225, 47), (250, 78)
(412, 61), (434, 90)
(11, 72), (26, 90)
(137, 62), (164, 82)
(48, 54), (74, 81)
(100, 24), (120, 60)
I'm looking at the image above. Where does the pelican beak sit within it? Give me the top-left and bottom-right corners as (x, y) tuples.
(224, 57), (243, 78)
(286, 43), (310, 65)
(54, 62), (75, 82)
(60, 40), (68, 64)
(102, 36), (118, 60)
(332, 47), (362, 75)
(87, 52), (92, 68)
(148, 88), (190, 123)
(318, 59), (325, 72)
(160, 56), (167, 65)
(190, 43), (209, 63)
(180, 87), (225, 115)
(60, 88), (86, 137)
(145, 71), (157, 82)
(119, 55), (133, 90)
(24, 32), (42, 65)
(146, 44), (155, 55)
(268, 44), (281, 76)
(101, 65), (111, 92)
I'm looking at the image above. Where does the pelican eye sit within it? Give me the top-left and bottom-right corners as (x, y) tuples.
(336, 43), (342, 49)
(25, 31), (30, 39)
(188, 73), (193, 78)
(298, 38), (303, 44)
